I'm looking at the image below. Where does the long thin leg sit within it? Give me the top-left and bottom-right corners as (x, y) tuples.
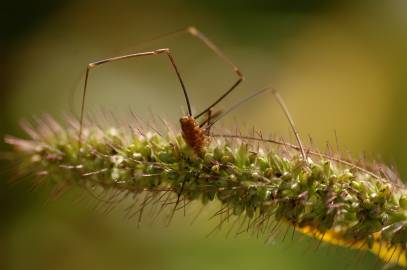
(199, 109), (219, 135)
(200, 109), (212, 134)
(78, 48), (190, 149)
(205, 86), (273, 129)
(205, 109), (212, 135)
(204, 87), (307, 161)
(187, 27), (244, 119)
(167, 178), (187, 226)
(199, 109), (223, 128)
(271, 90), (307, 160)
(199, 109), (222, 136)
(138, 26), (244, 119)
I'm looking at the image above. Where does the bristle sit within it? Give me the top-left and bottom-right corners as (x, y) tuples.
(5, 117), (407, 267)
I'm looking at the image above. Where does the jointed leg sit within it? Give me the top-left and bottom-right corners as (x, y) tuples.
(271, 90), (307, 160)
(186, 27), (244, 118)
(201, 109), (212, 128)
(206, 86), (273, 129)
(201, 87), (307, 161)
(199, 109), (222, 135)
(78, 48), (190, 149)
(140, 26), (244, 119)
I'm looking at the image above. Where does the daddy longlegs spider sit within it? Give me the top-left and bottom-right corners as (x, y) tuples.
(77, 26), (308, 224)
(78, 26), (306, 158)
(78, 26), (245, 153)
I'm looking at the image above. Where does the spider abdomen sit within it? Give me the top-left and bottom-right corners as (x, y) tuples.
(180, 116), (207, 153)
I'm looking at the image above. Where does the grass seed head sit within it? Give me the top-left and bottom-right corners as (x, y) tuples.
(5, 117), (407, 267)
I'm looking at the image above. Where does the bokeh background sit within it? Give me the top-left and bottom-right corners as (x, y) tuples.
(2, 1), (407, 269)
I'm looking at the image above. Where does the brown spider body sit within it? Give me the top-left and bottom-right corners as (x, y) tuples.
(180, 116), (208, 153)
(75, 27), (278, 227)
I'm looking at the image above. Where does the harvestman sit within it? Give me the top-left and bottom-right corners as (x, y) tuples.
(77, 26), (308, 222)
(77, 26), (306, 157)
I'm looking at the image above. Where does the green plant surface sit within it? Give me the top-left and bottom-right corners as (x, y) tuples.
(6, 118), (407, 268)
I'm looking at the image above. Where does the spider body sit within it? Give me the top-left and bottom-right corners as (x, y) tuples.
(77, 27), (277, 156)
(180, 116), (208, 153)
(78, 27), (243, 154)
(76, 26), (302, 225)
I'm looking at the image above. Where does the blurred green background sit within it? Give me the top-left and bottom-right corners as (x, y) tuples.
(2, 1), (407, 269)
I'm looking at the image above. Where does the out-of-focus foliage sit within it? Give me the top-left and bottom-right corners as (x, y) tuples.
(2, 1), (407, 269)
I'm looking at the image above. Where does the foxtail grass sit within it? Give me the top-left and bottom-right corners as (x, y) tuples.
(5, 116), (407, 267)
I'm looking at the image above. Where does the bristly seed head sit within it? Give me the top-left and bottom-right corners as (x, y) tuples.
(5, 117), (407, 267)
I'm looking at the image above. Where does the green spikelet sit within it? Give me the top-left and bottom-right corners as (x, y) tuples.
(5, 118), (407, 267)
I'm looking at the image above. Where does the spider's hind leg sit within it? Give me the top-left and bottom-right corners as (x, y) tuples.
(200, 109), (222, 135)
